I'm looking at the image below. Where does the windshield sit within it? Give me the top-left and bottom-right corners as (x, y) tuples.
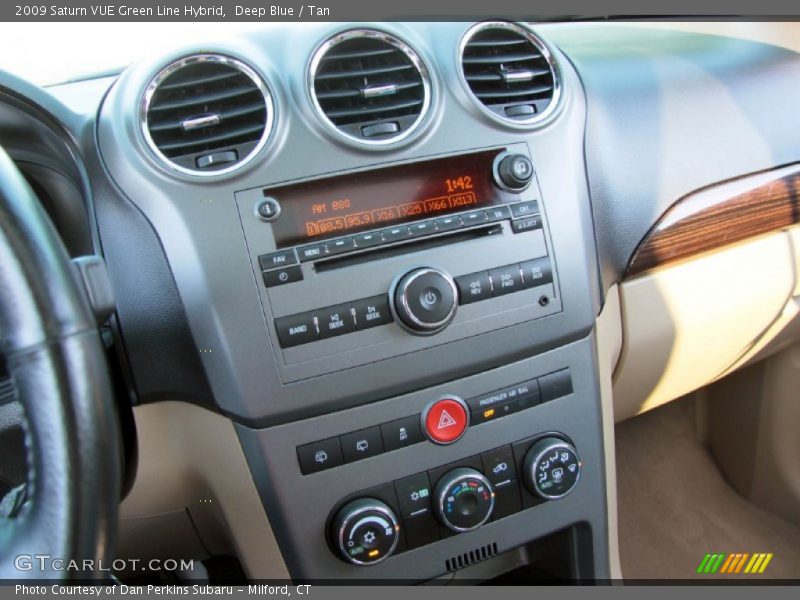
(0, 22), (270, 85)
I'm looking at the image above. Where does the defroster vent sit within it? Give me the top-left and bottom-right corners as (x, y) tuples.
(310, 30), (431, 145)
(142, 54), (274, 176)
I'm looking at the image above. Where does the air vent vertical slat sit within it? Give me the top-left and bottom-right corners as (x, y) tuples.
(310, 30), (431, 145)
(142, 54), (274, 176)
(444, 543), (498, 572)
(461, 22), (560, 125)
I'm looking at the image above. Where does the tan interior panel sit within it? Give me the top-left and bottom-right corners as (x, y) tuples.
(119, 402), (289, 579)
(594, 284), (624, 579)
(614, 232), (796, 422)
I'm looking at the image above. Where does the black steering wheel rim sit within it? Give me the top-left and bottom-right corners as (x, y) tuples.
(0, 144), (120, 580)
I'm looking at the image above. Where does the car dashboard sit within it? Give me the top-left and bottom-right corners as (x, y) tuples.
(1, 20), (800, 583)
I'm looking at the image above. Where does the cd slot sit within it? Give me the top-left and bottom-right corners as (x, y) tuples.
(315, 224), (503, 273)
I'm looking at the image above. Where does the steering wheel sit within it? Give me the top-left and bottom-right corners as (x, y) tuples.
(0, 145), (120, 580)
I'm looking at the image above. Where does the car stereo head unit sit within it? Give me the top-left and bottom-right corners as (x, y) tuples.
(235, 143), (562, 383)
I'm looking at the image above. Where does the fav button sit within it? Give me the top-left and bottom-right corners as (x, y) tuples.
(259, 249), (298, 270)
(340, 426), (384, 463)
(422, 397), (469, 445)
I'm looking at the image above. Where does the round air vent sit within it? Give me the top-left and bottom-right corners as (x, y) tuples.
(309, 30), (431, 145)
(460, 22), (561, 126)
(141, 54), (274, 176)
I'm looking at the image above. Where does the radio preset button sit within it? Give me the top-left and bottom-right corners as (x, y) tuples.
(462, 210), (489, 226)
(355, 232), (382, 249)
(259, 249), (298, 270)
(489, 265), (524, 296)
(316, 304), (356, 339)
(520, 257), (553, 288)
(263, 265), (303, 288)
(275, 312), (318, 348)
(353, 296), (393, 330)
(409, 220), (436, 237)
(327, 236), (356, 255)
(434, 215), (462, 232)
(381, 226), (410, 243)
(455, 271), (492, 305)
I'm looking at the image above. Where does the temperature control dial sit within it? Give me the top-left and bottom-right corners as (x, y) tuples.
(330, 498), (400, 566)
(523, 437), (581, 500)
(392, 267), (458, 335)
(434, 468), (495, 532)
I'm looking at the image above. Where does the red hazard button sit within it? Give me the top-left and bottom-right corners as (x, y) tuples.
(422, 397), (469, 445)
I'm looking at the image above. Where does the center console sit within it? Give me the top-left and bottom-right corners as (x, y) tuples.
(234, 141), (608, 580)
(97, 21), (609, 583)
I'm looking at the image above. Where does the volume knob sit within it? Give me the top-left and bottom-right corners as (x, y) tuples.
(392, 267), (458, 335)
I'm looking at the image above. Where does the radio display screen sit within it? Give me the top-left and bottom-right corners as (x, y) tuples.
(267, 149), (522, 247)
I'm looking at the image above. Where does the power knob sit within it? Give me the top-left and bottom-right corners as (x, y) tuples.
(392, 267), (458, 335)
(330, 498), (400, 566)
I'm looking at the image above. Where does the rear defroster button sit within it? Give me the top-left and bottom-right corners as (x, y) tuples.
(422, 397), (469, 445)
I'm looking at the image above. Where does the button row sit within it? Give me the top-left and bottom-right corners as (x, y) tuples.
(455, 256), (553, 305)
(275, 295), (392, 348)
(295, 203), (521, 263)
(467, 369), (573, 426)
(297, 414), (424, 475)
(297, 369), (573, 476)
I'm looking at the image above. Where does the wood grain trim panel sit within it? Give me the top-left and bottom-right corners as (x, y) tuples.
(626, 164), (800, 277)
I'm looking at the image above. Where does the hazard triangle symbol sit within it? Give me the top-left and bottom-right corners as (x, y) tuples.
(437, 409), (457, 430)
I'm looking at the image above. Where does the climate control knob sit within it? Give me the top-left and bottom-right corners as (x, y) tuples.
(433, 468), (495, 532)
(392, 267), (458, 335)
(523, 437), (581, 500)
(330, 498), (400, 566)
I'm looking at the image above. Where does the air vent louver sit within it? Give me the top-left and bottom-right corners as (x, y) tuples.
(143, 55), (273, 175)
(445, 543), (498, 572)
(310, 31), (431, 144)
(461, 23), (559, 124)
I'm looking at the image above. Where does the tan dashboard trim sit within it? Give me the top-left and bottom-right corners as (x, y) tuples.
(626, 163), (800, 277)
